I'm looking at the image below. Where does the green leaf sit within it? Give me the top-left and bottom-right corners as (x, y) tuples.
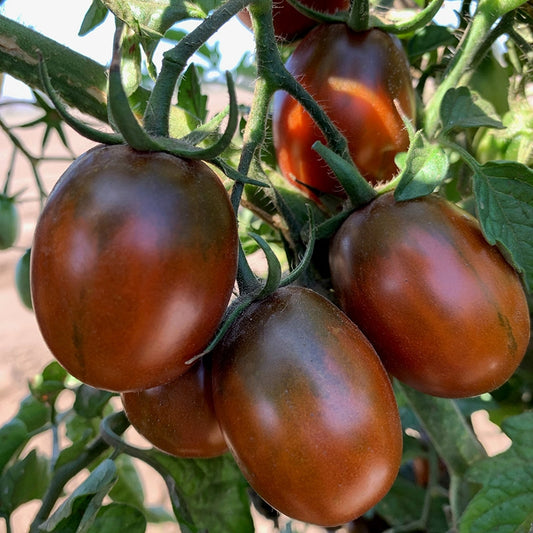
(86, 503), (147, 533)
(178, 64), (208, 123)
(0, 419), (28, 475)
(108, 455), (145, 511)
(15, 394), (50, 433)
(440, 87), (504, 134)
(394, 130), (449, 201)
(79, 0), (109, 36)
(407, 23), (457, 58)
(148, 451), (254, 533)
(472, 161), (533, 291)
(120, 26), (143, 97)
(0, 449), (51, 514)
(40, 459), (118, 532)
(460, 412), (533, 533)
(74, 384), (115, 419)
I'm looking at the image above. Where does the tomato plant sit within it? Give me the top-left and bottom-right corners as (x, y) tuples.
(0, 0), (532, 532)
(237, 0), (350, 42)
(272, 24), (416, 199)
(212, 286), (402, 527)
(30, 144), (238, 392)
(121, 357), (227, 458)
(329, 191), (530, 398)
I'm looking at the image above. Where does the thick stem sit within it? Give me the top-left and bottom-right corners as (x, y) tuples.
(143, 0), (251, 137)
(0, 15), (109, 123)
(347, 0), (369, 31)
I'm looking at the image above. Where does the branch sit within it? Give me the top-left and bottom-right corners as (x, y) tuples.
(0, 15), (109, 124)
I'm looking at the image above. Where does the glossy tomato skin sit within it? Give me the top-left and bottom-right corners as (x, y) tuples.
(212, 286), (402, 527)
(121, 357), (227, 458)
(272, 25), (416, 198)
(329, 192), (531, 398)
(31, 144), (238, 392)
(237, 0), (350, 43)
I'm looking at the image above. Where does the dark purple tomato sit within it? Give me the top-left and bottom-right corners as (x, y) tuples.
(237, 0), (350, 43)
(31, 144), (238, 392)
(272, 25), (416, 199)
(121, 357), (227, 458)
(211, 286), (402, 527)
(329, 192), (531, 398)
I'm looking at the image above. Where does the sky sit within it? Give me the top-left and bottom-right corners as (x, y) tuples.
(0, 0), (256, 99)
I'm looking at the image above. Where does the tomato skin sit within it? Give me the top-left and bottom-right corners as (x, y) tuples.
(31, 144), (238, 392)
(237, 0), (350, 42)
(329, 192), (531, 398)
(121, 357), (227, 458)
(212, 286), (402, 527)
(272, 25), (416, 198)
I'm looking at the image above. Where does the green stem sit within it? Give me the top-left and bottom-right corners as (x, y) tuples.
(29, 412), (130, 533)
(143, 0), (251, 137)
(398, 383), (486, 478)
(424, 4), (500, 137)
(0, 15), (109, 123)
(347, 0), (370, 31)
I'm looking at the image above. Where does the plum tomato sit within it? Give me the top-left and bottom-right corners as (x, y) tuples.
(211, 286), (402, 527)
(0, 194), (19, 249)
(237, 0), (350, 43)
(329, 192), (531, 398)
(31, 144), (238, 392)
(121, 357), (227, 458)
(272, 25), (416, 198)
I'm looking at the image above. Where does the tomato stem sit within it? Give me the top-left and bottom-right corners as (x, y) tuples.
(143, 0), (251, 138)
(347, 0), (369, 31)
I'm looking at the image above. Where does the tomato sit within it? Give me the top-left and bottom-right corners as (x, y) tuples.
(272, 25), (416, 199)
(0, 194), (19, 249)
(237, 0), (350, 43)
(329, 192), (531, 398)
(211, 286), (402, 527)
(121, 357), (227, 458)
(31, 144), (238, 392)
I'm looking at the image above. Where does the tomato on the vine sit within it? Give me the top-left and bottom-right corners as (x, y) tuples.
(122, 357), (227, 458)
(211, 286), (402, 527)
(237, 0), (350, 43)
(272, 25), (416, 199)
(329, 192), (531, 398)
(31, 144), (238, 393)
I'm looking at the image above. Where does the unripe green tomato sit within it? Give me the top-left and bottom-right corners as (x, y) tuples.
(16, 248), (33, 310)
(0, 195), (19, 250)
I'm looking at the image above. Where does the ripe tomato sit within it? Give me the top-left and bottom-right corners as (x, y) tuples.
(31, 144), (238, 392)
(272, 25), (416, 198)
(237, 0), (350, 42)
(121, 357), (227, 458)
(212, 286), (402, 527)
(329, 192), (531, 398)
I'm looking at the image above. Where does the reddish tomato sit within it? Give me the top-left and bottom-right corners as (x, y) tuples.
(31, 144), (238, 392)
(272, 25), (416, 198)
(121, 357), (227, 458)
(329, 192), (531, 398)
(212, 286), (402, 527)
(237, 0), (350, 42)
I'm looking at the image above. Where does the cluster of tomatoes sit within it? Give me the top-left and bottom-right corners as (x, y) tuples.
(29, 0), (530, 528)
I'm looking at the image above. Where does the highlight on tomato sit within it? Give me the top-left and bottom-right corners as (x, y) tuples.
(30, 144), (239, 393)
(211, 286), (402, 527)
(121, 357), (228, 458)
(237, 0), (350, 42)
(272, 25), (416, 199)
(329, 191), (531, 398)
